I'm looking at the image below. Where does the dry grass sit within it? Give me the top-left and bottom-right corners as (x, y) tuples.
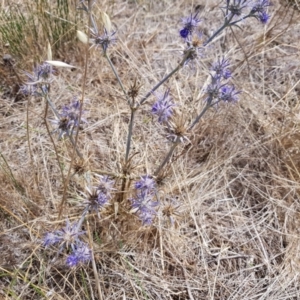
(1, 0), (300, 299)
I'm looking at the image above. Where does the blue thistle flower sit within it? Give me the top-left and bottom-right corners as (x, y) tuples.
(20, 62), (53, 96)
(257, 11), (270, 24)
(130, 191), (159, 225)
(135, 175), (156, 192)
(152, 89), (175, 123)
(50, 97), (87, 139)
(61, 98), (87, 128)
(66, 242), (91, 267)
(34, 63), (53, 81)
(66, 253), (79, 267)
(250, 0), (271, 14)
(43, 219), (90, 266)
(130, 175), (159, 225)
(82, 186), (109, 217)
(180, 12), (201, 39)
(50, 116), (74, 139)
(43, 232), (62, 247)
(250, 0), (271, 23)
(43, 219), (85, 251)
(96, 175), (115, 197)
(226, 0), (249, 19)
(211, 58), (231, 80)
(81, 176), (114, 216)
(206, 77), (222, 101)
(219, 85), (240, 103)
(90, 28), (117, 53)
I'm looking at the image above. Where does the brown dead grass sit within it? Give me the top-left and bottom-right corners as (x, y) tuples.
(1, 0), (300, 299)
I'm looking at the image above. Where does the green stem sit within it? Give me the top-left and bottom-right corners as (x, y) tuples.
(189, 95), (225, 131)
(125, 108), (136, 162)
(43, 90), (60, 118)
(188, 97), (212, 131)
(42, 89), (83, 159)
(154, 138), (181, 177)
(204, 21), (230, 46)
(138, 51), (191, 106)
(204, 13), (256, 46)
(67, 133), (83, 158)
(58, 5), (91, 220)
(154, 97), (214, 176)
(137, 17), (236, 108)
(44, 101), (65, 184)
(104, 52), (131, 105)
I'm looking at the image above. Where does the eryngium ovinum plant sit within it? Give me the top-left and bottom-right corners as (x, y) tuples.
(21, 0), (271, 267)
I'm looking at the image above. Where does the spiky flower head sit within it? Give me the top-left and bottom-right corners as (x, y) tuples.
(225, 0), (271, 24)
(20, 62), (53, 96)
(96, 175), (115, 197)
(90, 28), (117, 53)
(128, 78), (142, 101)
(226, 0), (249, 19)
(66, 242), (91, 267)
(35, 63), (53, 81)
(73, 158), (89, 175)
(211, 58), (231, 80)
(206, 76), (222, 101)
(152, 89), (175, 123)
(250, 0), (270, 14)
(130, 191), (159, 225)
(51, 97), (87, 139)
(81, 176), (114, 217)
(82, 186), (110, 217)
(50, 117), (73, 140)
(162, 198), (181, 226)
(257, 11), (270, 23)
(204, 57), (241, 104)
(219, 85), (240, 102)
(166, 114), (190, 144)
(135, 175), (156, 192)
(61, 98), (87, 128)
(130, 175), (159, 225)
(43, 219), (85, 251)
(180, 12), (201, 39)
(250, 0), (271, 23)
(183, 32), (204, 66)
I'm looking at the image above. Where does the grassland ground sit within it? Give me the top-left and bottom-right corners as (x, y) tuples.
(0, 0), (300, 299)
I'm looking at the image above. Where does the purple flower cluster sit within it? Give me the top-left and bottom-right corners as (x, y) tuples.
(219, 85), (240, 103)
(90, 28), (117, 53)
(20, 62), (53, 96)
(51, 98), (87, 139)
(250, 0), (271, 24)
(211, 58), (231, 80)
(206, 58), (240, 104)
(152, 89), (175, 123)
(44, 219), (85, 248)
(179, 12), (201, 39)
(43, 219), (91, 267)
(225, 0), (271, 24)
(179, 12), (204, 66)
(82, 176), (115, 216)
(66, 242), (91, 267)
(135, 175), (156, 191)
(226, 0), (249, 19)
(130, 175), (159, 225)
(179, 2), (271, 67)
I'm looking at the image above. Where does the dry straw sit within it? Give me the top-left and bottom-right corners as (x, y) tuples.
(1, 0), (300, 299)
